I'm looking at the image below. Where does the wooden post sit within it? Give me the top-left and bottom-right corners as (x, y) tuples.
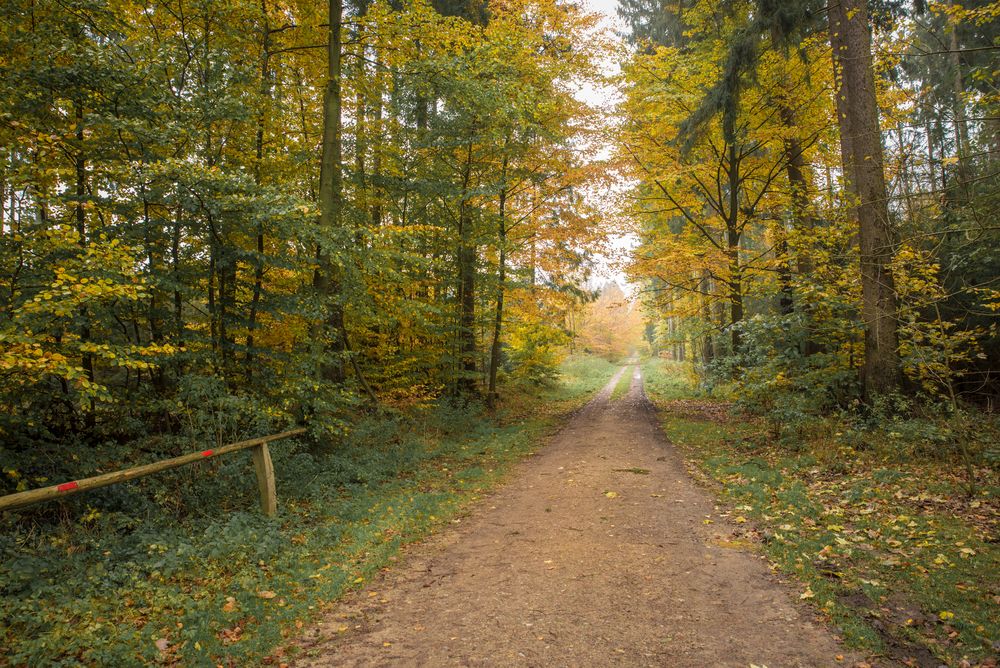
(251, 443), (277, 517)
(0, 428), (305, 514)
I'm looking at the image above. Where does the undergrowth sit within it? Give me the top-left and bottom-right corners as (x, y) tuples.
(0, 355), (617, 666)
(641, 358), (1000, 667)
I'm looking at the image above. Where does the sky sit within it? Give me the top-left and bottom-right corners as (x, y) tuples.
(573, 0), (637, 296)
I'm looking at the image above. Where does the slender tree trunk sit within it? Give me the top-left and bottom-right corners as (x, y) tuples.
(830, 0), (902, 399)
(487, 152), (509, 407)
(947, 0), (971, 185)
(725, 139), (743, 356)
(924, 109), (938, 194)
(895, 125), (916, 224)
(208, 232), (218, 355)
(247, 0), (272, 382)
(369, 54), (384, 230)
(777, 101), (823, 354)
(75, 103), (95, 427)
(141, 193), (168, 392)
(219, 243), (236, 384)
(701, 270), (714, 365)
(313, 0), (346, 384)
(172, 205), (183, 343)
(775, 223), (794, 316)
(456, 137), (477, 397)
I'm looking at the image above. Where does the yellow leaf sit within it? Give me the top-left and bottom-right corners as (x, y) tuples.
(604, 491), (618, 498)
(257, 590), (277, 599)
(800, 587), (815, 599)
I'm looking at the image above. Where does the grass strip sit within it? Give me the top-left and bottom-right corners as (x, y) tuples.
(610, 365), (635, 402)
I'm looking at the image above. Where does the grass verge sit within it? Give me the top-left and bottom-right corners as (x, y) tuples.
(609, 364), (635, 402)
(641, 358), (1000, 667)
(0, 355), (617, 666)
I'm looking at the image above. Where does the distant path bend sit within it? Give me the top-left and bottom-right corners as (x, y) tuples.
(295, 366), (854, 667)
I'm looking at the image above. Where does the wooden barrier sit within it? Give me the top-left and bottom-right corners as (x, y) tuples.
(0, 428), (307, 516)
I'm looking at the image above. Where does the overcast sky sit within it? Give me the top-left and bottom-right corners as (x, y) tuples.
(574, 0), (636, 296)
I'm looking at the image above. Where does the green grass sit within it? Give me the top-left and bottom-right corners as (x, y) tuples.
(610, 364), (634, 401)
(641, 358), (1000, 666)
(543, 354), (619, 403)
(641, 358), (696, 400)
(0, 356), (617, 666)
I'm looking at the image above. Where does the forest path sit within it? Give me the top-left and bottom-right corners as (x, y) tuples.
(294, 366), (856, 667)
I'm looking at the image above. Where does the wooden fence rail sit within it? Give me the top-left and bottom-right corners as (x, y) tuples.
(0, 428), (307, 516)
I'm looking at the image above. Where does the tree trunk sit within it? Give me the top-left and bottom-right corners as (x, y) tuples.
(313, 0), (346, 384)
(725, 139), (743, 356)
(947, 0), (971, 185)
(487, 152), (509, 407)
(701, 270), (714, 365)
(830, 0), (902, 399)
(829, 4), (857, 196)
(777, 102), (823, 354)
(247, 0), (272, 382)
(172, 204), (184, 343)
(75, 102), (95, 427)
(456, 137), (477, 397)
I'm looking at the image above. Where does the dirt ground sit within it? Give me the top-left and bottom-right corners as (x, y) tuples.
(293, 366), (862, 667)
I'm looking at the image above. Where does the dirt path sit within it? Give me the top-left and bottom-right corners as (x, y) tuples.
(294, 367), (858, 667)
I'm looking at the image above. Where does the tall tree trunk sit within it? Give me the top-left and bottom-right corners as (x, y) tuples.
(829, 5), (857, 196)
(924, 107), (938, 194)
(775, 223), (794, 316)
(219, 242), (236, 384)
(725, 139), (743, 356)
(208, 231), (218, 355)
(701, 269), (714, 365)
(777, 101), (823, 354)
(456, 137), (477, 396)
(247, 0), (272, 382)
(172, 205), (184, 343)
(895, 125), (916, 224)
(369, 54), (384, 229)
(141, 193), (168, 393)
(829, 0), (902, 399)
(487, 152), (509, 407)
(313, 0), (346, 384)
(947, 0), (971, 185)
(75, 103), (95, 427)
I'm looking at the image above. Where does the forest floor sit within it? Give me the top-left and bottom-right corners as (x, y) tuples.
(291, 366), (857, 667)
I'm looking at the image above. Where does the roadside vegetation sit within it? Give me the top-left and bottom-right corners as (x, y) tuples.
(0, 356), (617, 666)
(642, 358), (1000, 666)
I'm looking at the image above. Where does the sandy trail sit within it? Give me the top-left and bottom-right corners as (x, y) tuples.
(294, 366), (855, 667)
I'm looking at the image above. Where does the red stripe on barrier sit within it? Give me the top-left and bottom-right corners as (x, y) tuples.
(57, 481), (79, 492)
(201, 450), (213, 457)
